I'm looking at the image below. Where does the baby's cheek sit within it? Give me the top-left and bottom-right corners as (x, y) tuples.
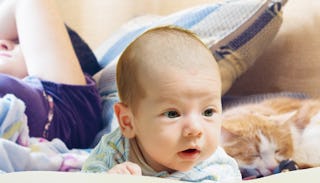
(205, 128), (220, 151)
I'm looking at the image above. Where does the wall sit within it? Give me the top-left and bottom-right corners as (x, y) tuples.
(226, 0), (320, 97)
(57, 0), (218, 49)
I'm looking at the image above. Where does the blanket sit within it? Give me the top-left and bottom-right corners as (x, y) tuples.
(0, 94), (29, 146)
(0, 94), (89, 173)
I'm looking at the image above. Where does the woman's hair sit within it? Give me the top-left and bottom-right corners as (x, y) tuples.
(66, 25), (101, 76)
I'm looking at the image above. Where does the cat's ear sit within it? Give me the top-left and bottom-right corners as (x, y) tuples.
(266, 111), (297, 125)
(220, 126), (239, 144)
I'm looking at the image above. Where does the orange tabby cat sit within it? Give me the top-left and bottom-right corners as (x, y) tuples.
(221, 97), (320, 176)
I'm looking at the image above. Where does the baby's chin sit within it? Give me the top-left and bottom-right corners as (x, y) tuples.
(167, 152), (208, 172)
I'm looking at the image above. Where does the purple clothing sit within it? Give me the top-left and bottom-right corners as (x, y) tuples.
(0, 73), (102, 149)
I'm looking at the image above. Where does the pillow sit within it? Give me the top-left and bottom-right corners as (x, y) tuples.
(94, 0), (287, 95)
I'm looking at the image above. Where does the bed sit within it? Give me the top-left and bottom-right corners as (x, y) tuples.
(1, 0), (320, 182)
(0, 167), (319, 183)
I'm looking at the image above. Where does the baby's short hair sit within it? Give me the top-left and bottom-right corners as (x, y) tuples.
(116, 26), (215, 112)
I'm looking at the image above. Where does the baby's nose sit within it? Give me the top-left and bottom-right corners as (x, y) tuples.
(182, 117), (203, 137)
(183, 127), (202, 137)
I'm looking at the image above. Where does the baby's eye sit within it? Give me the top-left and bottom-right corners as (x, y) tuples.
(202, 108), (214, 117)
(163, 111), (180, 118)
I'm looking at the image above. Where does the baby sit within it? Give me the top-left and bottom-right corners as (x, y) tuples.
(82, 26), (241, 182)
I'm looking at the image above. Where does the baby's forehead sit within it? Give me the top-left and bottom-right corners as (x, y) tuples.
(138, 60), (221, 92)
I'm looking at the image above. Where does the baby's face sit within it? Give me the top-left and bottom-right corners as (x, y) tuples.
(132, 65), (222, 173)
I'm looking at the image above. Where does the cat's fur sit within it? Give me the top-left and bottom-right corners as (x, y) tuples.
(221, 97), (320, 176)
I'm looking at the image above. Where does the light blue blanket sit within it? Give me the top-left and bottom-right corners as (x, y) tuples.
(0, 94), (89, 173)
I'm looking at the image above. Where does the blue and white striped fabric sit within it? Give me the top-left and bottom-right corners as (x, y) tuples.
(92, 0), (287, 141)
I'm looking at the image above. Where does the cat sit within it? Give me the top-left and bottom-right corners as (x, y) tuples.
(220, 97), (320, 176)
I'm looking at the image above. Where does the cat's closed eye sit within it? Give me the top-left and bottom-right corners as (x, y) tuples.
(251, 154), (261, 158)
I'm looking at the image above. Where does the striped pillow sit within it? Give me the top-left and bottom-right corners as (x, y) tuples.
(95, 0), (286, 95)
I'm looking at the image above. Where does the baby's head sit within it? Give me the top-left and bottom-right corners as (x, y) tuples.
(115, 26), (222, 172)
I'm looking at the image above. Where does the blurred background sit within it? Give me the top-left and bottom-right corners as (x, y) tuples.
(57, 0), (218, 49)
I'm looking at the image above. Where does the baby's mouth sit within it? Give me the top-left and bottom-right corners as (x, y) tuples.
(183, 149), (198, 153)
(178, 148), (201, 160)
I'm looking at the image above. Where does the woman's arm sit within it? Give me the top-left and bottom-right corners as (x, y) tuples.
(0, 1), (18, 41)
(0, 0), (85, 84)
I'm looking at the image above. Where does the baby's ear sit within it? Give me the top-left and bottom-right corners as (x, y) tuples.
(114, 102), (136, 138)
